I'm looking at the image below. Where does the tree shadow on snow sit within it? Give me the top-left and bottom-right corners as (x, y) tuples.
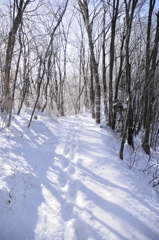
(76, 164), (159, 240)
(0, 116), (62, 240)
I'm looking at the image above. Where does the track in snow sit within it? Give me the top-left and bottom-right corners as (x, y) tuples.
(1, 111), (159, 240)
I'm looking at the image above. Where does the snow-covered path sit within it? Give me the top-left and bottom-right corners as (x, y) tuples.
(34, 114), (159, 240)
(0, 111), (159, 240)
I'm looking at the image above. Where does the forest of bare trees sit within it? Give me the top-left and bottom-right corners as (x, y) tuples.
(0, 0), (159, 162)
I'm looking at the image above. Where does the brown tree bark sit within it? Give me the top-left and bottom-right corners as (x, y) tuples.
(3, 0), (32, 112)
(108, 0), (119, 128)
(142, 3), (159, 154)
(90, 58), (95, 119)
(119, 0), (139, 160)
(112, 29), (125, 131)
(78, 0), (101, 124)
(102, 1), (107, 117)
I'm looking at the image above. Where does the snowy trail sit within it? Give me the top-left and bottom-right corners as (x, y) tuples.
(36, 113), (159, 240)
(0, 111), (159, 240)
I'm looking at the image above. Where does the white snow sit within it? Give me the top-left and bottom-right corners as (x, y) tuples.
(0, 110), (159, 240)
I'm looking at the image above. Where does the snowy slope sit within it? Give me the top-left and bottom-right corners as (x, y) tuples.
(0, 110), (159, 240)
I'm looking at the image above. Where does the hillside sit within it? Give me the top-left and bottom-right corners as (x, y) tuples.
(0, 110), (159, 240)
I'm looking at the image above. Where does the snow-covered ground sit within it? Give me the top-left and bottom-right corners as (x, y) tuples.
(0, 110), (159, 240)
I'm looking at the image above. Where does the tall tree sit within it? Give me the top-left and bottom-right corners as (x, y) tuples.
(119, 0), (139, 160)
(3, 0), (34, 112)
(108, 0), (119, 128)
(78, 0), (101, 124)
(28, 0), (69, 127)
(142, 0), (159, 154)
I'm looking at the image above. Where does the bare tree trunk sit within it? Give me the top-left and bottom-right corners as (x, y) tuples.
(41, 52), (52, 113)
(78, 0), (101, 124)
(119, 0), (138, 160)
(8, 27), (23, 126)
(102, 2), (107, 117)
(78, 41), (83, 113)
(142, 4), (159, 154)
(17, 33), (31, 115)
(28, 57), (45, 128)
(112, 29), (125, 130)
(3, 0), (32, 112)
(90, 59), (95, 119)
(108, 0), (119, 128)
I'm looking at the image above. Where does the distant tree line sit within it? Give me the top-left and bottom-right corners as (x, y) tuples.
(0, 0), (159, 159)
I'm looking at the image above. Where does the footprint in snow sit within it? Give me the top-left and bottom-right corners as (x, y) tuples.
(62, 201), (74, 221)
(67, 164), (76, 175)
(68, 137), (73, 144)
(70, 131), (77, 139)
(64, 145), (71, 155)
(61, 157), (69, 169)
(70, 141), (77, 149)
(74, 219), (91, 240)
(59, 171), (69, 188)
(68, 180), (78, 200)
